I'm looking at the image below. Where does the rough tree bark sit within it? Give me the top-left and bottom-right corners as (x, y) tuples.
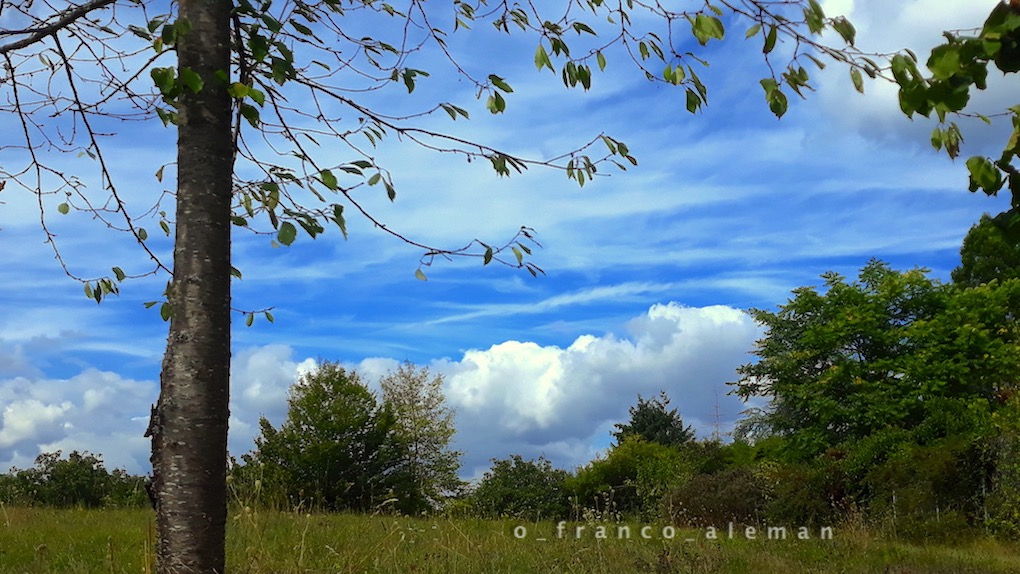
(145, 0), (233, 571)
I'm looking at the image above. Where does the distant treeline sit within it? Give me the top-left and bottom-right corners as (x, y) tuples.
(0, 450), (148, 508)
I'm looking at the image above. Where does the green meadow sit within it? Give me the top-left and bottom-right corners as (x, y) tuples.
(2, 507), (1019, 574)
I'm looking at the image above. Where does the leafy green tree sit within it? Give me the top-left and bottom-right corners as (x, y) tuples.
(733, 261), (1020, 529)
(471, 455), (571, 521)
(1, 450), (147, 508)
(907, 279), (1020, 405)
(732, 260), (953, 458)
(8, 0), (1020, 566)
(953, 210), (1020, 287)
(248, 361), (401, 511)
(612, 391), (694, 448)
(380, 362), (463, 514)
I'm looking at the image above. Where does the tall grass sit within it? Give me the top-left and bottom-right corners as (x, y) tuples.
(2, 504), (1019, 573)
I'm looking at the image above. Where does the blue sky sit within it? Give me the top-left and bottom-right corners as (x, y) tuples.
(0, 0), (1014, 479)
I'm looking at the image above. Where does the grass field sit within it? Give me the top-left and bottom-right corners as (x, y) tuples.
(2, 506), (1019, 573)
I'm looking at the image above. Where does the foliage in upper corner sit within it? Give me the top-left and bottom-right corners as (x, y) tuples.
(891, 2), (1020, 205)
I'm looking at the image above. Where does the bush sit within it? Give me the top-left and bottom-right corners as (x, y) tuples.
(665, 467), (768, 526)
(470, 455), (570, 520)
(765, 460), (847, 526)
(570, 436), (694, 517)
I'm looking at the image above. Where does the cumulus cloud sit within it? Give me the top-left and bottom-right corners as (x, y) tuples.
(0, 343), (319, 475)
(1, 303), (762, 481)
(0, 368), (155, 474)
(427, 302), (762, 479)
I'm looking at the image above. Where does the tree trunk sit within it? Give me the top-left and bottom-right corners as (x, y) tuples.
(147, 0), (233, 571)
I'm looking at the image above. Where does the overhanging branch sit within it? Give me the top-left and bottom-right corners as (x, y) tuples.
(0, 0), (118, 54)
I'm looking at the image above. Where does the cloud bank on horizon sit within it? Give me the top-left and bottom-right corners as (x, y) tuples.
(0, 0), (1014, 476)
(0, 303), (759, 477)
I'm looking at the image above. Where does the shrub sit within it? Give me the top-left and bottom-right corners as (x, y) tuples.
(665, 467), (767, 526)
(470, 455), (570, 520)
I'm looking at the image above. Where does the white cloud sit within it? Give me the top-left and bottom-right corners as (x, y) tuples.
(0, 368), (155, 473)
(0, 398), (71, 449)
(429, 302), (762, 478)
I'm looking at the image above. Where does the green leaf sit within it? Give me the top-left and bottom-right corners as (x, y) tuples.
(290, 21), (314, 36)
(245, 312), (254, 327)
(763, 25), (778, 54)
(512, 246), (523, 265)
(850, 68), (864, 93)
(320, 169), (338, 190)
(248, 88), (266, 107)
(227, 82), (248, 98)
(179, 68), (204, 93)
(927, 43), (962, 80)
(534, 44), (553, 72)
(804, 0), (825, 34)
(685, 88), (701, 113)
(57, 202), (70, 215)
(486, 92), (506, 114)
(572, 21), (596, 35)
(160, 302), (172, 321)
(367, 173), (382, 186)
(745, 24), (761, 39)
(692, 14), (725, 46)
(137, 228), (148, 241)
(596, 51), (607, 71)
(240, 103), (260, 127)
(415, 268), (428, 281)
(760, 79), (788, 118)
(966, 156), (1003, 194)
(150, 67), (176, 95)
(832, 17), (856, 46)
(112, 267), (126, 282)
(489, 74), (514, 93)
(264, 311), (275, 323)
(278, 221), (297, 246)
(332, 204), (348, 239)
(483, 246), (494, 265)
(84, 282), (94, 300)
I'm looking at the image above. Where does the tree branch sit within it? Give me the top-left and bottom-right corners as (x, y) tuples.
(0, 0), (117, 55)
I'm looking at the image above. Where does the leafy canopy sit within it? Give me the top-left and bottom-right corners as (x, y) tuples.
(379, 362), (463, 513)
(733, 260), (1020, 459)
(246, 361), (402, 511)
